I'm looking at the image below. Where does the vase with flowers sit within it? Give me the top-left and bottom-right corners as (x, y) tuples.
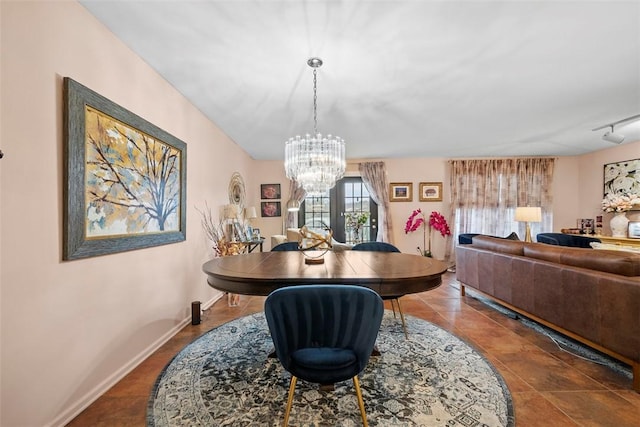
(405, 209), (451, 257)
(196, 202), (244, 306)
(601, 193), (640, 237)
(345, 211), (369, 243)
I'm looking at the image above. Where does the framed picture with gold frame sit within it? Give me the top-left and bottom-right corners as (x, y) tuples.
(419, 182), (443, 202)
(389, 182), (413, 202)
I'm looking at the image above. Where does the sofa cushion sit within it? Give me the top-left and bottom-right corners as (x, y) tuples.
(524, 243), (640, 277)
(471, 236), (525, 255)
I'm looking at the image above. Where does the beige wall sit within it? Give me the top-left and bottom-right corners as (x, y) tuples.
(251, 148), (640, 258)
(2, 1), (639, 426)
(0, 1), (253, 425)
(551, 156), (581, 231)
(246, 160), (289, 247)
(547, 141), (640, 234)
(577, 140), (640, 233)
(383, 157), (450, 255)
(249, 158), (452, 255)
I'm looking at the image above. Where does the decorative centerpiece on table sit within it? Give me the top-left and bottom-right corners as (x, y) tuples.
(601, 193), (640, 237)
(345, 211), (369, 243)
(298, 224), (333, 264)
(405, 209), (451, 257)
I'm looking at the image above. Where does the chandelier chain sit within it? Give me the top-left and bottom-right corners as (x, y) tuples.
(312, 68), (318, 135)
(284, 57), (345, 196)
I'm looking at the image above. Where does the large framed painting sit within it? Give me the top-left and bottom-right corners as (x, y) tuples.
(63, 77), (187, 260)
(603, 158), (640, 197)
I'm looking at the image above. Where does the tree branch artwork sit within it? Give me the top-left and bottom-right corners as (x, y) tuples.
(63, 77), (186, 260)
(85, 107), (181, 236)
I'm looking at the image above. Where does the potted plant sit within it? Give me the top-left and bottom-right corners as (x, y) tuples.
(405, 209), (451, 257)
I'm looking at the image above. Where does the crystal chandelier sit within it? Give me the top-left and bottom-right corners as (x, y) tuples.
(285, 58), (346, 196)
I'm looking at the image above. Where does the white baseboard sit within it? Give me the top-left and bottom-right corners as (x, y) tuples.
(49, 293), (224, 427)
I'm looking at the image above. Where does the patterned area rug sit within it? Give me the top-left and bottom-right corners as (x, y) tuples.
(148, 312), (514, 426)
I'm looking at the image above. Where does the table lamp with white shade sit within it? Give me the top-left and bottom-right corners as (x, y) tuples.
(224, 204), (240, 241)
(515, 207), (542, 242)
(245, 206), (257, 221)
(244, 206), (258, 239)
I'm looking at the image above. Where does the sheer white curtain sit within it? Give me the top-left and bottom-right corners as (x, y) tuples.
(359, 161), (394, 243)
(449, 158), (555, 254)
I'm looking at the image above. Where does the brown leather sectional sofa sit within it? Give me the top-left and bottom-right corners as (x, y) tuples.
(455, 235), (640, 391)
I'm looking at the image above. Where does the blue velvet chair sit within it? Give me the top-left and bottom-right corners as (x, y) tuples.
(271, 241), (300, 251)
(351, 242), (408, 339)
(265, 285), (384, 427)
(351, 241), (400, 252)
(458, 232), (520, 245)
(536, 232), (601, 248)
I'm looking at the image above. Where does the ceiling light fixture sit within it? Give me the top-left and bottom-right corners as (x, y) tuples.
(602, 126), (625, 144)
(284, 57), (345, 196)
(592, 113), (640, 144)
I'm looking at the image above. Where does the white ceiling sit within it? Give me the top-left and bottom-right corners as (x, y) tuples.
(80, 0), (640, 160)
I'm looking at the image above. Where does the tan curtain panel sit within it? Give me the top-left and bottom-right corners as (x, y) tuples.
(448, 157), (555, 255)
(359, 161), (394, 243)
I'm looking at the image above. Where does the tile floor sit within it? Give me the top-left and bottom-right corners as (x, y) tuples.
(67, 273), (640, 426)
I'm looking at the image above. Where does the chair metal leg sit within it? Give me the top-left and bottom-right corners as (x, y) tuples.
(283, 376), (297, 427)
(389, 298), (397, 318)
(395, 298), (408, 339)
(353, 375), (368, 427)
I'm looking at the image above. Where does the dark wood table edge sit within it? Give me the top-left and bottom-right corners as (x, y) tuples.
(202, 251), (447, 297)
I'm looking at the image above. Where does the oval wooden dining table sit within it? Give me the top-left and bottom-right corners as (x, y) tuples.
(202, 250), (448, 297)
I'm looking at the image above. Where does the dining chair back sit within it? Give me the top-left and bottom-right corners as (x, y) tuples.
(351, 241), (407, 338)
(351, 241), (400, 252)
(265, 285), (384, 427)
(271, 241), (300, 251)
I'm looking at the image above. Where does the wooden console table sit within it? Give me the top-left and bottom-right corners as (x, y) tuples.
(240, 237), (265, 253)
(593, 235), (640, 248)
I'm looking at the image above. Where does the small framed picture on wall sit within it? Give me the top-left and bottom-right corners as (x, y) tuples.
(261, 201), (281, 217)
(419, 182), (443, 202)
(389, 182), (413, 202)
(260, 183), (281, 199)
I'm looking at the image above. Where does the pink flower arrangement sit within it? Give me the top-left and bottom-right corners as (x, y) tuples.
(405, 209), (451, 257)
(601, 193), (640, 213)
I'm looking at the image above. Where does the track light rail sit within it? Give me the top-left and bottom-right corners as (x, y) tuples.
(592, 113), (640, 131)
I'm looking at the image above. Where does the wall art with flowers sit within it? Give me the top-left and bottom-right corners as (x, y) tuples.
(603, 159), (640, 201)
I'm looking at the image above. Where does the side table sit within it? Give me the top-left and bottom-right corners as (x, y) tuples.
(241, 238), (265, 253)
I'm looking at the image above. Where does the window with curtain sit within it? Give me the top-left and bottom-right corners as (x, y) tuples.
(449, 158), (555, 247)
(291, 161), (392, 244)
(298, 177), (378, 244)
